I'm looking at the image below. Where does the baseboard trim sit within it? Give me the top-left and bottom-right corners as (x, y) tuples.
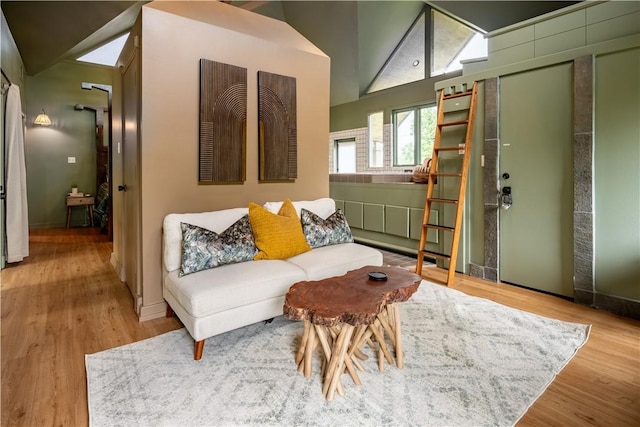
(593, 293), (640, 321)
(139, 301), (168, 322)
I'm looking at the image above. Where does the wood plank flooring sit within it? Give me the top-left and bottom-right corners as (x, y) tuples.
(1, 228), (639, 426)
(1, 228), (181, 426)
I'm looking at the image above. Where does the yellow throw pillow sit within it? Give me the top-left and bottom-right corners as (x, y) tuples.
(249, 198), (311, 260)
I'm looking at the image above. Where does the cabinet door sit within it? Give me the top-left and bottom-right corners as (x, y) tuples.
(499, 63), (574, 298)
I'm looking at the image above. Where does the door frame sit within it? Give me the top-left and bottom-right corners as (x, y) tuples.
(476, 56), (595, 302)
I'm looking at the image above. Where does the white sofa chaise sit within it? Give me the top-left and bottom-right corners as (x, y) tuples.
(162, 198), (383, 360)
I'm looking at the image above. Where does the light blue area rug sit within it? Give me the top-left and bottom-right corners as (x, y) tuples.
(86, 280), (590, 426)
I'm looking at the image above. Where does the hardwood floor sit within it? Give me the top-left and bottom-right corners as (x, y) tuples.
(1, 228), (181, 426)
(1, 228), (638, 426)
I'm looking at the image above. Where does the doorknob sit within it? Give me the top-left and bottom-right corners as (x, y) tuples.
(118, 185), (127, 192)
(502, 172), (510, 180)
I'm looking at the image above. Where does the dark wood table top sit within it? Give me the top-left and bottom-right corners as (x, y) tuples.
(283, 265), (422, 327)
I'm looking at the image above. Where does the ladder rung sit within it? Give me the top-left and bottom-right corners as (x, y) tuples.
(444, 90), (474, 100)
(431, 173), (462, 178)
(423, 224), (455, 232)
(416, 82), (477, 287)
(420, 250), (451, 261)
(427, 198), (458, 204)
(434, 146), (462, 152)
(438, 119), (469, 127)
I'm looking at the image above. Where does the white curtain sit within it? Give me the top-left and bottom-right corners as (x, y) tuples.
(5, 84), (28, 263)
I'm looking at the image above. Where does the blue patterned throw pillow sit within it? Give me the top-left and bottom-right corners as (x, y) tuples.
(179, 215), (257, 277)
(300, 208), (353, 249)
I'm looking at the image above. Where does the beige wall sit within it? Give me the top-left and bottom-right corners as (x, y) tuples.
(123, 2), (330, 318)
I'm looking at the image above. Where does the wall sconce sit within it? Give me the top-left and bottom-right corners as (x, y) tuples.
(34, 109), (52, 126)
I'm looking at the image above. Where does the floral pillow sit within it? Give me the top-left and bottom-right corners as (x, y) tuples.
(179, 215), (257, 277)
(300, 208), (353, 249)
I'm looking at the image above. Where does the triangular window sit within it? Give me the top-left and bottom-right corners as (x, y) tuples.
(76, 33), (129, 67)
(431, 10), (487, 76)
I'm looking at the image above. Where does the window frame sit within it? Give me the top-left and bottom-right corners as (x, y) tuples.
(392, 103), (437, 167)
(367, 111), (384, 169)
(430, 8), (487, 78)
(333, 138), (356, 173)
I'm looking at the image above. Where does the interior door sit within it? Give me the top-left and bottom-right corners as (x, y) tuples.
(499, 63), (574, 298)
(0, 83), (6, 269)
(121, 54), (141, 310)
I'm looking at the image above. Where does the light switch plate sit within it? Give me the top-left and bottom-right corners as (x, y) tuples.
(68, 157), (76, 163)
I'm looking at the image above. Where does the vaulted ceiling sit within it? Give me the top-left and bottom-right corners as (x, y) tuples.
(1, 1), (578, 106)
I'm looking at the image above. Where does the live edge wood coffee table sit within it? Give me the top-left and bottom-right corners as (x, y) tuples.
(283, 265), (422, 401)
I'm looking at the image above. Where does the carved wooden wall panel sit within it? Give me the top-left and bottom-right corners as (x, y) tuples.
(258, 71), (297, 182)
(199, 59), (247, 184)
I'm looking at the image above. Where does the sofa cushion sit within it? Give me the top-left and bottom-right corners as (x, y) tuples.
(164, 208), (248, 272)
(179, 215), (257, 277)
(287, 242), (384, 281)
(301, 208), (353, 249)
(249, 198), (311, 260)
(165, 260), (306, 318)
(263, 197), (335, 219)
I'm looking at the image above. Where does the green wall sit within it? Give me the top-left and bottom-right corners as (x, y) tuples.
(329, 2), (640, 307)
(25, 61), (112, 228)
(330, 72), (460, 131)
(594, 47), (640, 300)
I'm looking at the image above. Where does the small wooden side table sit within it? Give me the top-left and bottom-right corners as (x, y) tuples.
(284, 266), (422, 401)
(66, 196), (95, 228)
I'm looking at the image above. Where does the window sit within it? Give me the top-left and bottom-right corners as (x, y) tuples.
(393, 104), (437, 166)
(334, 138), (356, 173)
(431, 10), (487, 77)
(76, 33), (129, 67)
(368, 112), (384, 168)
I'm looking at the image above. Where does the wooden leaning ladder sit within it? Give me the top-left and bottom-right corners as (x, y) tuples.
(415, 82), (478, 286)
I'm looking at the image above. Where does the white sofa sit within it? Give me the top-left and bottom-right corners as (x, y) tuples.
(162, 198), (383, 360)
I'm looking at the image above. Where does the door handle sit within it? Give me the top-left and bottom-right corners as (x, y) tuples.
(118, 185), (127, 192)
(501, 186), (512, 210)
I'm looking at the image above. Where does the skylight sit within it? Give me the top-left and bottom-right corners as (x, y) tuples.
(76, 33), (129, 67)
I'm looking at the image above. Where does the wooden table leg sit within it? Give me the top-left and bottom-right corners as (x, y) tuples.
(314, 325), (344, 396)
(296, 321), (310, 367)
(324, 324), (354, 401)
(303, 323), (316, 378)
(392, 303), (404, 369)
(369, 319), (394, 367)
(88, 205), (95, 226)
(378, 309), (396, 347)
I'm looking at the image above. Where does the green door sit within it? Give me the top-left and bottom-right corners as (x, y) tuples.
(499, 63), (574, 298)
